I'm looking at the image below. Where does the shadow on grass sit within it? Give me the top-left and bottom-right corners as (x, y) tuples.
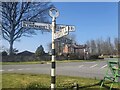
(77, 80), (119, 90)
(1, 81), (120, 90)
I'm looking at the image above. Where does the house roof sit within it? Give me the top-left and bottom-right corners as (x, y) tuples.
(17, 50), (34, 56)
(67, 44), (87, 49)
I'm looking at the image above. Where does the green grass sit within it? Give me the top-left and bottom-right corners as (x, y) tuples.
(0, 62), (1, 89)
(2, 73), (120, 90)
(1, 59), (103, 65)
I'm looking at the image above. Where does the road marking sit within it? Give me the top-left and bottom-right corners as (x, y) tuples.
(8, 69), (14, 71)
(0, 70), (4, 72)
(85, 62), (95, 63)
(78, 65), (84, 68)
(90, 64), (98, 68)
(18, 69), (23, 70)
(100, 64), (107, 69)
(25, 68), (31, 70)
(47, 62), (51, 64)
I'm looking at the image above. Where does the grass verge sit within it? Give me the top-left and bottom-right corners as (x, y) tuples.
(2, 73), (120, 90)
(1, 59), (104, 65)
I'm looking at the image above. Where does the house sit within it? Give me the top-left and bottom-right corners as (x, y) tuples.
(17, 50), (34, 56)
(63, 43), (90, 59)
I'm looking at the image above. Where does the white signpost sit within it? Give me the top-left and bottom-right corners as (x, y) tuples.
(22, 8), (75, 90)
(54, 26), (69, 39)
(22, 21), (51, 30)
(56, 24), (75, 32)
(22, 21), (75, 32)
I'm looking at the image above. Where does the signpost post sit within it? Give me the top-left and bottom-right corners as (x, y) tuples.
(22, 8), (75, 90)
(49, 8), (59, 90)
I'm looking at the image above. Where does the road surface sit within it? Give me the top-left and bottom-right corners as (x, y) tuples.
(1, 58), (116, 79)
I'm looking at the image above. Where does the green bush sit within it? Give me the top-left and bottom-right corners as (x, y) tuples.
(2, 51), (8, 56)
(90, 55), (99, 59)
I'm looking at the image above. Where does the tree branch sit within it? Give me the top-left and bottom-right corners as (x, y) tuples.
(2, 25), (10, 34)
(15, 2), (30, 26)
(2, 33), (9, 42)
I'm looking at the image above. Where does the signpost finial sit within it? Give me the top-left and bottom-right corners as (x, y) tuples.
(49, 8), (59, 18)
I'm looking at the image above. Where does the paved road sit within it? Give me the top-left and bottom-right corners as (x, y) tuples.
(1, 58), (116, 79)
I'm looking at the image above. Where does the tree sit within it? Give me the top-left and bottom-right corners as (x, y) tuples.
(87, 37), (116, 56)
(114, 38), (119, 55)
(114, 37), (120, 55)
(2, 51), (8, 56)
(12, 48), (19, 55)
(35, 45), (45, 57)
(1, 2), (53, 55)
(101, 37), (113, 55)
(90, 40), (97, 55)
(96, 38), (102, 55)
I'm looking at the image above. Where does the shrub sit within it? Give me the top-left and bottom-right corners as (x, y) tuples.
(110, 55), (113, 58)
(2, 51), (8, 56)
(90, 54), (99, 59)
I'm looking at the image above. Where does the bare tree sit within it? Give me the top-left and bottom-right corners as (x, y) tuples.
(114, 38), (118, 54)
(90, 40), (97, 55)
(107, 37), (114, 55)
(101, 37), (113, 55)
(114, 37), (120, 55)
(96, 38), (102, 55)
(1, 2), (53, 55)
(87, 37), (115, 56)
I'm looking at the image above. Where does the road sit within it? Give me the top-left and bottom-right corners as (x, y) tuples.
(1, 58), (116, 79)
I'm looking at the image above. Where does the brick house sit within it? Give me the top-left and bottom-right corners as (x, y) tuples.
(63, 43), (89, 59)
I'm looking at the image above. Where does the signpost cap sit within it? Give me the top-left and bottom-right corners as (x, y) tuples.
(49, 8), (59, 18)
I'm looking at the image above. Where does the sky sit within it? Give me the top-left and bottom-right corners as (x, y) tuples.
(3, 2), (118, 53)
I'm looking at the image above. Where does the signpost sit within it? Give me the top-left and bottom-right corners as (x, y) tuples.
(22, 7), (75, 90)
(56, 24), (75, 32)
(54, 26), (69, 39)
(22, 21), (75, 32)
(49, 8), (59, 90)
(22, 21), (51, 30)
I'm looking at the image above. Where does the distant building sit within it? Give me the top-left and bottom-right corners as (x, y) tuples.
(17, 50), (34, 56)
(63, 43), (90, 59)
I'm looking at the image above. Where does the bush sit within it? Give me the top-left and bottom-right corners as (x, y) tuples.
(65, 53), (79, 60)
(110, 55), (113, 58)
(35, 45), (45, 57)
(90, 54), (99, 59)
(2, 51), (8, 56)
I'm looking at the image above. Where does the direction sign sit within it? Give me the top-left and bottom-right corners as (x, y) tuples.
(22, 21), (51, 30)
(22, 21), (75, 32)
(54, 26), (69, 39)
(56, 24), (75, 32)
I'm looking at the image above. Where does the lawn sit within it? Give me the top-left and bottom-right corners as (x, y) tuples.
(1, 59), (102, 65)
(2, 73), (120, 90)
